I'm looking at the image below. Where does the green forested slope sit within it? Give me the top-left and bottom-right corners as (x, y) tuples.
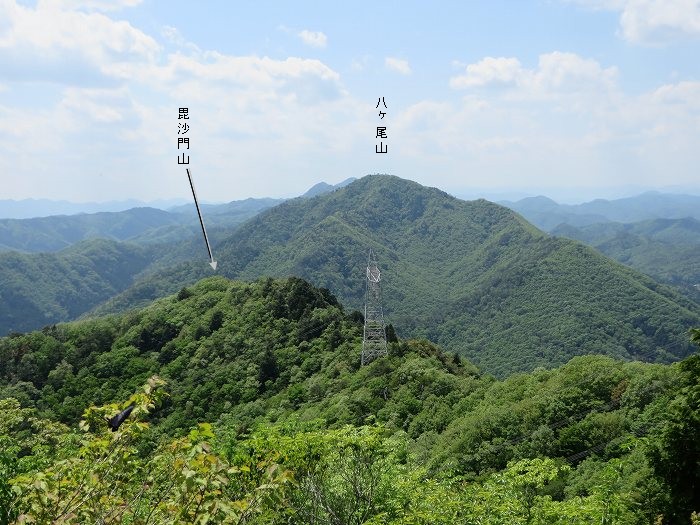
(0, 207), (186, 252)
(0, 217), (264, 336)
(553, 218), (700, 301)
(1, 276), (698, 523)
(0, 200), (283, 253)
(99, 175), (700, 375)
(0, 196), (291, 334)
(0, 239), (156, 334)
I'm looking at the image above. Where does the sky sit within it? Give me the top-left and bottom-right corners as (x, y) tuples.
(1, 0), (699, 204)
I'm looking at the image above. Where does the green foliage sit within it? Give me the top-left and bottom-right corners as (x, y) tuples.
(3, 177), (698, 376)
(9, 377), (291, 524)
(0, 199), (284, 335)
(0, 276), (358, 433)
(1, 275), (699, 523)
(0, 398), (75, 525)
(648, 351), (700, 522)
(226, 423), (401, 524)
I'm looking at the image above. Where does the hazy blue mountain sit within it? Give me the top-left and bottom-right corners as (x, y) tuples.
(167, 197), (283, 216)
(0, 208), (187, 253)
(0, 179), (361, 253)
(0, 199), (285, 253)
(302, 177), (357, 198)
(165, 178), (356, 217)
(0, 198), (189, 219)
(502, 192), (700, 231)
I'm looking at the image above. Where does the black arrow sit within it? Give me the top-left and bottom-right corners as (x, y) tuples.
(186, 168), (217, 270)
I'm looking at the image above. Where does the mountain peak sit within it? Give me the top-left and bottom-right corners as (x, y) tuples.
(302, 177), (358, 198)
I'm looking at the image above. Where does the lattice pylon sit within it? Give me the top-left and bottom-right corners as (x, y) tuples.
(361, 248), (388, 365)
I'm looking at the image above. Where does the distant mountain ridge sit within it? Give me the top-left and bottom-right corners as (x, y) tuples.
(0, 198), (189, 219)
(301, 177), (357, 198)
(502, 192), (700, 231)
(0, 208), (186, 253)
(91, 175), (700, 376)
(0, 178), (369, 334)
(166, 197), (284, 217)
(0, 179), (357, 253)
(552, 217), (700, 299)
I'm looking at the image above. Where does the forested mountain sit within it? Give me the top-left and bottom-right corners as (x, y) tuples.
(0, 200), (281, 253)
(553, 218), (700, 300)
(0, 239), (156, 334)
(502, 192), (700, 231)
(165, 197), (283, 220)
(1, 276), (698, 523)
(301, 177), (357, 197)
(0, 224), (247, 336)
(94, 175), (700, 376)
(0, 198), (188, 219)
(0, 207), (187, 253)
(3, 176), (699, 376)
(0, 179), (338, 334)
(0, 190), (312, 334)
(0, 179), (349, 253)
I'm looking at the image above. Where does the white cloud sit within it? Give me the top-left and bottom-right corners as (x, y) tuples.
(0, 1), (362, 200)
(531, 52), (618, 93)
(450, 52), (618, 97)
(384, 57), (412, 75)
(59, 87), (129, 123)
(449, 57), (522, 88)
(0, 0), (159, 84)
(161, 25), (201, 54)
(403, 50), (699, 192)
(1, 0), (697, 201)
(569, 0), (700, 44)
(297, 29), (327, 48)
(651, 80), (700, 108)
(620, 0), (700, 44)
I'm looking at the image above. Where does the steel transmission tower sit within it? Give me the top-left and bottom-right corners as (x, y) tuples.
(361, 249), (388, 365)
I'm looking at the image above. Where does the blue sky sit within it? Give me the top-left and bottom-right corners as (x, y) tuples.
(1, 0), (700, 203)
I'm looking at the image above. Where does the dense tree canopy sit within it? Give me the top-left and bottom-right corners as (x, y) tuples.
(1, 276), (698, 523)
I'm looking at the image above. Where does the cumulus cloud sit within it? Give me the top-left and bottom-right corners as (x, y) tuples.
(0, 0), (159, 85)
(297, 29), (327, 48)
(450, 52), (618, 97)
(569, 0), (700, 44)
(59, 86), (130, 124)
(532, 52), (618, 92)
(402, 49), (699, 192)
(449, 57), (522, 88)
(384, 57), (412, 75)
(0, 1), (360, 200)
